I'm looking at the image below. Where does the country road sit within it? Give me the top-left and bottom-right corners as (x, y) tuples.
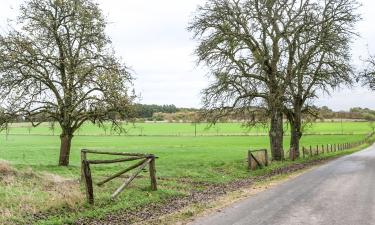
(190, 145), (375, 225)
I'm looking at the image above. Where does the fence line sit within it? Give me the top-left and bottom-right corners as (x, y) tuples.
(294, 132), (374, 160)
(249, 132), (374, 170)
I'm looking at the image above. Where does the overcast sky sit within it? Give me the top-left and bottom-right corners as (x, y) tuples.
(1, 0), (375, 110)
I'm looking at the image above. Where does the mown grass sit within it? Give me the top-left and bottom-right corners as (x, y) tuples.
(0, 122), (373, 224)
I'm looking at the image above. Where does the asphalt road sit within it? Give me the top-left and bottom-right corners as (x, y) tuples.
(190, 145), (375, 225)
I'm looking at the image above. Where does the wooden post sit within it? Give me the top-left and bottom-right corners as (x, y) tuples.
(149, 156), (157, 191)
(310, 146), (312, 156)
(322, 145), (325, 154)
(302, 147), (305, 159)
(247, 150), (252, 169)
(265, 149), (269, 166)
(81, 150), (87, 182)
(83, 160), (94, 204)
(316, 145), (319, 155)
(330, 144), (333, 152)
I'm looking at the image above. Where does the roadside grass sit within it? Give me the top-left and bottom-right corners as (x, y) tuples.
(0, 125), (372, 224)
(153, 144), (373, 225)
(0, 121), (372, 136)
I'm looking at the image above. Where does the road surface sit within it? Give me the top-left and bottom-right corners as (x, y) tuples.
(190, 145), (375, 225)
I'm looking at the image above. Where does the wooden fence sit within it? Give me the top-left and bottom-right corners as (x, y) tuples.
(298, 132), (374, 160)
(81, 149), (157, 204)
(248, 132), (374, 170)
(247, 149), (269, 170)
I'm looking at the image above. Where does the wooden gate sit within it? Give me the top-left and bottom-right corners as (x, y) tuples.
(247, 149), (269, 170)
(81, 149), (157, 204)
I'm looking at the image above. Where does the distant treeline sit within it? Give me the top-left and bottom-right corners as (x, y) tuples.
(3, 104), (375, 123)
(135, 105), (375, 122)
(318, 106), (375, 120)
(134, 104), (198, 119)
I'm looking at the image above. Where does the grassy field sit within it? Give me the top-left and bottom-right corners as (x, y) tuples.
(1, 121), (372, 136)
(0, 122), (373, 224)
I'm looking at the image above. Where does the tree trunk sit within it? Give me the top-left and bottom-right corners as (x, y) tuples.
(289, 101), (303, 159)
(59, 133), (73, 166)
(269, 109), (284, 161)
(290, 117), (302, 158)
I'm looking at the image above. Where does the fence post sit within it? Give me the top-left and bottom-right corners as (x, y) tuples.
(309, 146), (312, 157)
(83, 160), (94, 204)
(265, 149), (269, 166)
(302, 147), (305, 159)
(316, 145), (319, 155)
(81, 150), (87, 182)
(149, 155), (157, 191)
(247, 150), (252, 169)
(322, 145), (325, 154)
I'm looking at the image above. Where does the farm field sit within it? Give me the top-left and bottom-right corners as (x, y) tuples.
(0, 121), (372, 136)
(0, 122), (373, 224)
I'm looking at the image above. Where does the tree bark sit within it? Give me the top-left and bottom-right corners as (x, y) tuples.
(288, 98), (304, 159)
(59, 133), (73, 166)
(269, 109), (284, 161)
(290, 118), (302, 158)
(289, 111), (302, 158)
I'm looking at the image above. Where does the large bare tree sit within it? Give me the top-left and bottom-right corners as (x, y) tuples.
(189, 0), (359, 160)
(283, 0), (358, 158)
(189, 0), (318, 160)
(0, 0), (135, 166)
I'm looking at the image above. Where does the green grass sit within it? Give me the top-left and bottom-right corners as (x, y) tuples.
(0, 121), (373, 224)
(1, 121), (372, 136)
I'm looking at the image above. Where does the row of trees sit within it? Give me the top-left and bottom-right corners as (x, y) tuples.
(1, 0), (375, 166)
(189, 0), (363, 160)
(146, 106), (375, 122)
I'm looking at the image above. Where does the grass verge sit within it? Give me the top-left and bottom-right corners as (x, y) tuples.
(0, 134), (372, 224)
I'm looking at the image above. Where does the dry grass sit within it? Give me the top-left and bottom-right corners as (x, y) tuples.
(0, 164), (84, 224)
(0, 160), (14, 174)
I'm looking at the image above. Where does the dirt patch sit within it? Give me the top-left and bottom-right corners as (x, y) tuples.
(75, 158), (330, 225)
(0, 160), (14, 175)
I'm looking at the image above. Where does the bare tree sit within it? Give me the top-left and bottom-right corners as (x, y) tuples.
(0, 0), (135, 166)
(189, 0), (320, 160)
(189, 0), (359, 160)
(284, 0), (359, 158)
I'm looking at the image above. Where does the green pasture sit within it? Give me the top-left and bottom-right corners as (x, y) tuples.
(1, 134), (367, 179)
(0, 121), (373, 224)
(1, 121), (372, 136)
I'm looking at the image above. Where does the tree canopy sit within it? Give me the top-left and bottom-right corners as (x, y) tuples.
(189, 0), (359, 160)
